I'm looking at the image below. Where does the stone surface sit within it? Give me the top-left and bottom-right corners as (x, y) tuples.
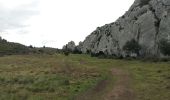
(63, 41), (76, 52)
(78, 0), (170, 57)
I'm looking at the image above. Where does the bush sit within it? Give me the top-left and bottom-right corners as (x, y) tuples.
(123, 39), (141, 56)
(97, 51), (106, 59)
(160, 58), (170, 62)
(90, 51), (107, 58)
(159, 39), (170, 56)
(86, 49), (91, 54)
(141, 57), (160, 62)
(38, 49), (44, 54)
(73, 47), (82, 54)
(64, 51), (70, 56)
(141, 57), (170, 62)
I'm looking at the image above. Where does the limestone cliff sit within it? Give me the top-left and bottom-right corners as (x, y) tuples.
(79, 0), (170, 57)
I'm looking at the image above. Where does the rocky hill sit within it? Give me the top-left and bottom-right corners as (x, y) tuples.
(77, 0), (170, 57)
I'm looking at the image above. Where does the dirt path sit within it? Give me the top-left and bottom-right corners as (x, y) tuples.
(75, 68), (134, 100)
(104, 68), (134, 100)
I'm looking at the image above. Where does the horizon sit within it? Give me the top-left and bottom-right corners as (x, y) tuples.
(0, 0), (135, 49)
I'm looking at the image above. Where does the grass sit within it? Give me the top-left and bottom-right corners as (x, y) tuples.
(0, 54), (108, 100)
(0, 54), (169, 100)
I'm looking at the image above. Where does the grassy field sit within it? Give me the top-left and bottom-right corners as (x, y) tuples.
(0, 54), (169, 100)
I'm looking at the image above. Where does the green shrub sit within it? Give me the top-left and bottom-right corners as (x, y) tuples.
(160, 58), (170, 62)
(73, 47), (82, 54)
(64, 51), (70, 56)
(123, 39), (141, 56)
(159, 39), (170, 56)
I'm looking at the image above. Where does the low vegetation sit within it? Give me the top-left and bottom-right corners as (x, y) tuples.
(0, 54), (169, 100)
(0, 37), (61, 56)
(0, 54), (109, 100)
(159, 39), (170, 56)
(123, 39), (141, 57)
(0, 37), (29, 56)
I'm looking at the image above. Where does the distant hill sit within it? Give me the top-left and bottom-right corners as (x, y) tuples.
(0, 37), (29, 56)
(29, 46), (61, 55)
(0, 37), (60, 56)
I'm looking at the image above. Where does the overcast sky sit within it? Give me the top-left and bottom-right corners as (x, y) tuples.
(0, 0), (135, 48)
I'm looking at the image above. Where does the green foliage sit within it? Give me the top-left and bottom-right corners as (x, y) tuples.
(123, 39), (141, 55)
(62, 45), (82, 55)
(86, 49), (91, 54)
(91, 51), (107, 58)
(0, 37), (61, 56)
(64, 51), (70, 56)
(159, 39), (170, 56)
(73, 47), (82, 54)
(30, 47), (60, 55)
(0, 37), (29, 55)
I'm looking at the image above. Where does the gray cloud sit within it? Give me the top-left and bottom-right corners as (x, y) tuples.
(0, 1), (39, 32)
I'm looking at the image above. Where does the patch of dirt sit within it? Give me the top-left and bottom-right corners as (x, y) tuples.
(75, 68), (135, 100)
(104, 68), (134, 100)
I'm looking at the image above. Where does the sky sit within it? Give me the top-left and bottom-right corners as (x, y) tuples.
(0, 0), (135, 48)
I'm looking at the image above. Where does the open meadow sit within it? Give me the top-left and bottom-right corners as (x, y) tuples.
(0, 54), (169, 100)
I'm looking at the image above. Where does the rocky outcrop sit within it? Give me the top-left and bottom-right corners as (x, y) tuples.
(63, 41), (76, 52)
(79, 0), (170, 57)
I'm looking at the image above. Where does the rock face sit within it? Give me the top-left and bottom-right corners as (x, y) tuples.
(63, 41), (76, 52)
(79, 0), (170, 57)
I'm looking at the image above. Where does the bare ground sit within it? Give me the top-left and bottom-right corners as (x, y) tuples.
(75, 68), (135, 100)
(104, 68), (134, 100)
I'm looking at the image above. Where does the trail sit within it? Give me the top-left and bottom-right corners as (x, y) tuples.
(75, 68), (134, 100)
(104, 68), (134, 100)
